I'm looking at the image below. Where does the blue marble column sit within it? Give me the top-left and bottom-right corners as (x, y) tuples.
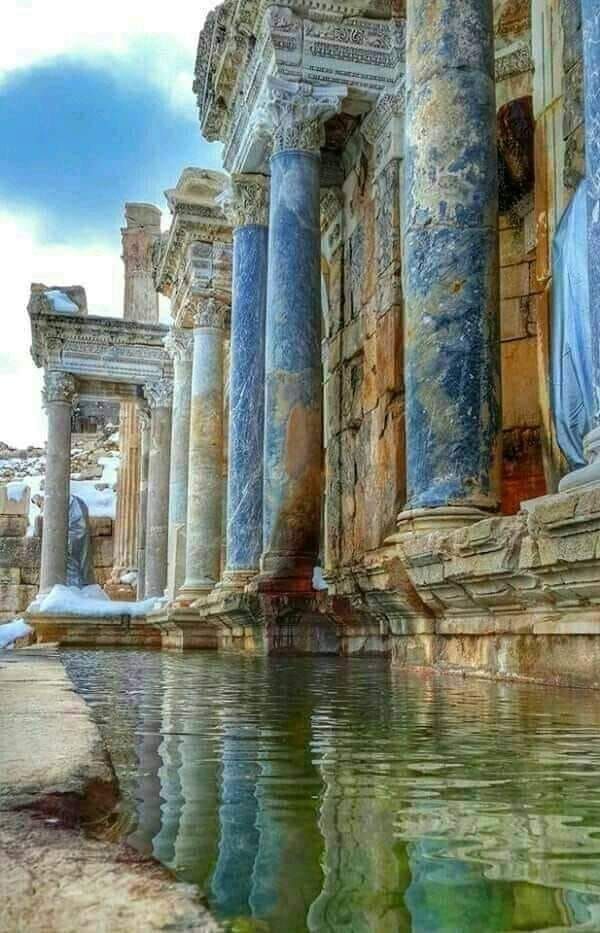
(259, 79), (345, 592)
(398, 0), (501, 532)
(560, 1), (600, 492)
(221, 176), (268, 590)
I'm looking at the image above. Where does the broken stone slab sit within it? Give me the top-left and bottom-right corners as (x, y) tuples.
(0, 483), (30, 516)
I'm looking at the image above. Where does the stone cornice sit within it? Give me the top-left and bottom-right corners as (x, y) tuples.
(29, 309), (171, 388)
(144, 377), (174, 409)
(195, 2), (405, 173)
(43, 370), (77, 406)
(220, 173), (270, 227)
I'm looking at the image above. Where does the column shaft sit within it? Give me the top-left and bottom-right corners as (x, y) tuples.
(261, 151), (322, 590)
(180, 302), (225, 599)
(223, 191), (268, 587)
(165, 331), (193, 600)
(136, 408), (151, 599)
(144, 380), (173, 598)
(111, 399), (140, 580)
(584, 0), (600, 420)
(39, 372), (75, 594)
(401, 0), (500, 526)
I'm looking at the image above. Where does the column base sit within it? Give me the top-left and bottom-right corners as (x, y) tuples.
(174, 579), (216, 607)
(215, 569), (257, 594)
(253, 552), (316, 595)
(389, 505), (493, 540)
(559, 428), (600, 493)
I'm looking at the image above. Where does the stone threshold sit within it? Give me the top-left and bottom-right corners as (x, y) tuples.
(0, 649), (219, 931)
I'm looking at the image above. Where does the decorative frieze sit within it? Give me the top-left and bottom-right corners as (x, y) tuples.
(144, 377), (174, 410)
(43, 370), (77, 406)
(260, 77), (347, 154)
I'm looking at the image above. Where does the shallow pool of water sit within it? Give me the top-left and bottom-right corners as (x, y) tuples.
(62, 649), (600, 932)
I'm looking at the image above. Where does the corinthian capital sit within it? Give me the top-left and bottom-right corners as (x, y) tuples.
(163, 327), (194, 362)
(260, 78), (347, 155)
(43, 370), (77, 406)
(190, 294), (229, 330)
(219, 174), (269, 228)
(144, 377), (173, 409)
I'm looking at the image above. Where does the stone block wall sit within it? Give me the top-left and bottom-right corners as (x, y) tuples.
(0, 487), (37, 621)
(322, 131), (405, 576)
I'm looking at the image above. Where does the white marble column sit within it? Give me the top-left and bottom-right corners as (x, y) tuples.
(164, 329), (194, 601)
(109, 399), (140, 592)
(39, 371), (76, 594)
(136, 405), (151, 599)
(178, 296), (228, 602)
(143, 378), (173, 599)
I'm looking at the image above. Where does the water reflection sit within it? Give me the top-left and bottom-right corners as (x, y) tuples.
(63, 650), (600, 931)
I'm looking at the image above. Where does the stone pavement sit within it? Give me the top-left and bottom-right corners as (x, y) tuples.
(0, 650), (219, 932)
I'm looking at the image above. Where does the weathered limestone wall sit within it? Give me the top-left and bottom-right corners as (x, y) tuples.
(323, 132), (404, 576)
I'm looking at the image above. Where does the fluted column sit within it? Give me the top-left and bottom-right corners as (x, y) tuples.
(178, 297), (227, 601)
(143, 378), (173, 598)
(397, 0), (501, 534)
(40, 371), (76, 594)
(258, 78), (346, 593)
(110, 399), (140, 588)
(136, 405), (151, 599)
(220, 175), (269, 590)
(560, 2), (600, 492)
(164, 329), (194, 600)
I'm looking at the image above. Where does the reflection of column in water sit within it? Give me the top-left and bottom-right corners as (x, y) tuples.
(307, 727), (411, 931)
(126, 661), (165, 857)
(210, 718), (260, 917)
(152, 659), (184, 869)
(172, 709), (221, 895)
(249, 693), (325, 930)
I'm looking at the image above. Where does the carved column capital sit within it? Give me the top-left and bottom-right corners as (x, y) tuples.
(144, 377), (173, 410)
(260, 78), (347, 155)
(43, 370), (77, 406)
(190, 294), (230, 331)
(137, 404), (151, 430)
(220, 174), (269, 228)
(163, 327), (194, 362)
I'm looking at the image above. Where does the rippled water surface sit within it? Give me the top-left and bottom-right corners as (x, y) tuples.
(62, 649), (600, 932)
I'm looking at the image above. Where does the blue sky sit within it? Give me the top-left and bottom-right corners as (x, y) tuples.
(0, 2), (218, 446)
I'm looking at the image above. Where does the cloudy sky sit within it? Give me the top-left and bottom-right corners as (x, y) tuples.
(1, 0), (220, 447)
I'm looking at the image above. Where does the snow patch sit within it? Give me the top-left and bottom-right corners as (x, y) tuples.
(312, 566), (329, 592)
(33, 584), (164, 619)
(0, 619), (33, 648)
(70, 480), (116, 519)
(45, 289), (78, 314)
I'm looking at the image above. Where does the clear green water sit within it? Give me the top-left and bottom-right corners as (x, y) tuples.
(62, 649), (600, 932)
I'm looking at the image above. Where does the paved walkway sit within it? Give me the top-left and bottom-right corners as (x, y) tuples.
(0, 650), (219, 932)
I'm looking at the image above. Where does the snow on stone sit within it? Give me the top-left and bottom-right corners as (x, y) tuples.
(6, 482), (28, 503)
(312, 566), (329, 591)
(70, 480), (116, 519)
(45, 289), (78, 313)
(33, 584), (164, 619)
(0, 619), (33, 649)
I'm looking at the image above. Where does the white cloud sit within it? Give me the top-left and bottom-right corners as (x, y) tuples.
(0, 208), (127, 447)
(1, 1), (215, 114)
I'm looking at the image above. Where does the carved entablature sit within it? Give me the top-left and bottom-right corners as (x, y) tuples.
(42, 370), (77, 407)
(144, 376), (174, 410)
(155, 168), (232, 326)
(29, 295), (171, 388)
(219, 173), (270, 227)
(195, 1), (405, 174)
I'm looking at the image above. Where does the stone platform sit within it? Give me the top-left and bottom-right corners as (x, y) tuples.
(27, 612), (161, 648)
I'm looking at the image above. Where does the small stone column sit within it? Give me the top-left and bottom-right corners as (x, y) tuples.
(560, 2), (600, 492)
(164, 328), (194, 599)
(143, 378), (173, 598)
(397, 0), (501, 532)
(108, 399), (140, 595)
(136, 405), (151, 599)
(39, 371), (76, 594)
(122, 203), (161, 324)
(220, 175), (269, 590)
(178, 297), (227, 601)
(259, 79), (346, 593)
